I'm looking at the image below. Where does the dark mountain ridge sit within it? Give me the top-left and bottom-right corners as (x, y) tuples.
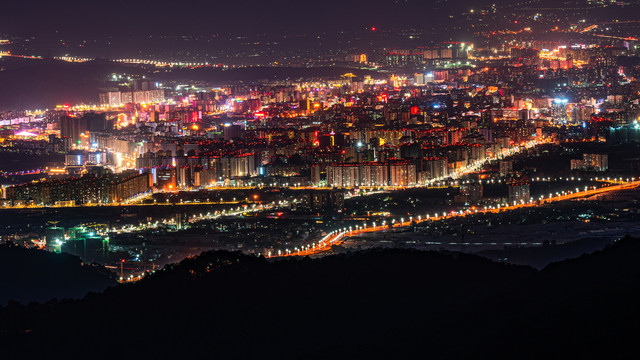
(0, 244), (116, 305)
(1, 237), (639, 358)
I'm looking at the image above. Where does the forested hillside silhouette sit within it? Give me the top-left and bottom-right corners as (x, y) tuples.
(1, 237), (639, 359)
(0, 244), (116, 305)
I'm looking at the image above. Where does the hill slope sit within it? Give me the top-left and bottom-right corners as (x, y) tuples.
(1, 238), (639, 358)
(0, 244), (117, 305)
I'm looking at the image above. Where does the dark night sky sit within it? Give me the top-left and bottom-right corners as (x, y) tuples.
(2, 0), (480, 37)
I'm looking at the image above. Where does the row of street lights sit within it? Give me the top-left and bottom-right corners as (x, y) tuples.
(276, 176), (640, 258)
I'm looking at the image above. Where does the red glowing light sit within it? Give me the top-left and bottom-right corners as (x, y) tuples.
(371, 27), (377, 31)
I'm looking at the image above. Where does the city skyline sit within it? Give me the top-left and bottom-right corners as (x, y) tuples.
(1, 1), (640, 358)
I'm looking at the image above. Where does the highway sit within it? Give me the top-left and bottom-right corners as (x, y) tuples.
(0, 51), (43, 60)
(275, 179), (640, 258)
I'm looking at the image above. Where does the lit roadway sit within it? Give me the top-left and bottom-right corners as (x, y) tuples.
(274, 179), (640, 258)
(0, 51), (43, 60)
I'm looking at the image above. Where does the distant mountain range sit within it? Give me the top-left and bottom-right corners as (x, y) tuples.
(0, 58), (380, 110)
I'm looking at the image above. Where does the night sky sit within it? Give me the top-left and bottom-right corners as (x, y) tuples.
(2, 0), (481, 37)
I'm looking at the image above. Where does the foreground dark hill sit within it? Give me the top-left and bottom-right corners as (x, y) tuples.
(1, 237), (639, 359)
(0, 244), (117, 305)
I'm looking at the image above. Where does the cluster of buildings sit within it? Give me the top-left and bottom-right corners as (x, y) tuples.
(2, 171), (152, 206)
(570, 153), (609, 172)
(1, 32), (638, 210)
(325, 160), (418, 187)
(99, 89), (166, 107)
(99, 80), (166, 107)
(379, 43), (472, 68)
(44, 225), (109, 263)
(136, 151), (257, 189)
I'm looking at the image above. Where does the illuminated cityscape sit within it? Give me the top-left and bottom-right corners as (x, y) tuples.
(1, 0), (640, 358)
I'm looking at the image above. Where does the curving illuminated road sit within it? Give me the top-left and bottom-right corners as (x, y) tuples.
(275, 179), (640, 258)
